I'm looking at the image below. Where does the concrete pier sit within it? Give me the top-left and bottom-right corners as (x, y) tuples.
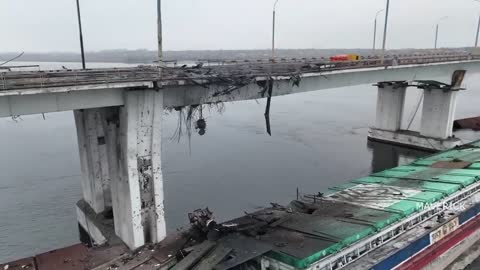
(420, 87), (458, 139)
(368, 73), (464, 151)
(74, 109), (112, 214)
(113, 89), (166, 250)
(374, 81), (408, 132)
(75, 90), (166, 250)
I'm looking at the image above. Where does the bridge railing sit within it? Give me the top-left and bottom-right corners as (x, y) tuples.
(0, 66), (164, 91)
(194, 52), (473, 66)
(204, 53), (474, 76)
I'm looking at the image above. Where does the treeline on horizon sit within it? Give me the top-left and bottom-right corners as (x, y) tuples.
(0, 48), (471, 64)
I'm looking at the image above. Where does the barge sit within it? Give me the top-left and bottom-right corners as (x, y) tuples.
(3, 141), (480, 270)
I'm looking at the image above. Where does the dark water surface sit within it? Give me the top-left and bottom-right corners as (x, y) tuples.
(1, 63), (479, 262)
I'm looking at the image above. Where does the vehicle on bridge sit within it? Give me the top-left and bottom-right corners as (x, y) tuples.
(330, 54), (360, 62)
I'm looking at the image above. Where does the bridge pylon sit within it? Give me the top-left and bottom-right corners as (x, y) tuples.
(74, 89), (166, 250)
(368, 71), (465, 151)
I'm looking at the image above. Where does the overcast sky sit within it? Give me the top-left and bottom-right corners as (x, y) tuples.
(1, 0), (479, 52)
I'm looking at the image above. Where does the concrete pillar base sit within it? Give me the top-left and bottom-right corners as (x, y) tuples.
(76, 199), (119, 247)
(368, 128), (462, 152)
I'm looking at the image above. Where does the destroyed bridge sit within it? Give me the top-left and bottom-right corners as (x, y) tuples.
(1, 53), (480, 251)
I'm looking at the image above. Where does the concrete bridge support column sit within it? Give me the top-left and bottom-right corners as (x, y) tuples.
(108, 89), (166, 250)
(374, 81), (408, 132)
(369, 76), (464, 151)
(74, 109), (112, 213)
(368, 81), (411, 148)
(74, 108), (112, 246)
(74, 90), (167, 250)
(420, 88), (458, 139)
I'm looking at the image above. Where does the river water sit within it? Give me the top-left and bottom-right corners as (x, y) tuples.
(0, 62), (479, 262)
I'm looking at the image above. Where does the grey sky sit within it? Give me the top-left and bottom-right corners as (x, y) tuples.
(1, 0), (479, 52)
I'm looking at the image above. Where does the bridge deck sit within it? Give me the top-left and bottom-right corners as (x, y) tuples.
(0, 53), (474, 92)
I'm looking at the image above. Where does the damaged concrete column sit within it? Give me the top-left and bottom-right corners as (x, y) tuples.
(374, 81), (408, 131)
(109, 89), (166, 250)
(74, 108), (113, 246)
(74, 109), (112, 214)
(369, 71), (466, 151)
(420, 87), (459, 139)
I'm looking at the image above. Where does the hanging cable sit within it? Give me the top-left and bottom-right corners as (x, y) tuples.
(406, 92), (424, 130)
(0, 52), (24, 66)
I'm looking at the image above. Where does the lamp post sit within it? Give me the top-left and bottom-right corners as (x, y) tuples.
(381, 0), (390, 64)
(157, 0), (163, 65)
(475, 0), (480, 47)
(373, 9), (385, 51)
(75, 0), (86, 69)
(475, 15), (480, 47)
(272, 0), (279, 61)
(434, 16), (448, 49)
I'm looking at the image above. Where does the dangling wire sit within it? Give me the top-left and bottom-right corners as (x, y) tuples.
(264, 78), (273, 136)
(406, 92), (424, 130)
(0, 52), (24, 66)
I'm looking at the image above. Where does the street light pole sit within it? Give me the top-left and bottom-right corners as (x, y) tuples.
(381, 0), (390, 64)
(434, 16), (448, 50)
(272, 0), (279, 61)
(157, 0), (163, 65)
(475, 0), (480, 47)
(475, 15), (480, 47)
(373, 9), (385, 51)
(75, 0), (86, 69)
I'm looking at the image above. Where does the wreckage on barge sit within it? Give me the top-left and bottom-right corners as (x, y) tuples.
(3, 140), (480, 270)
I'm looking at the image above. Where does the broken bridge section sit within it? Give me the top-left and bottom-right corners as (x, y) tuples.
(2, 55), (480, 118)
(369, 70), (466, 151)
